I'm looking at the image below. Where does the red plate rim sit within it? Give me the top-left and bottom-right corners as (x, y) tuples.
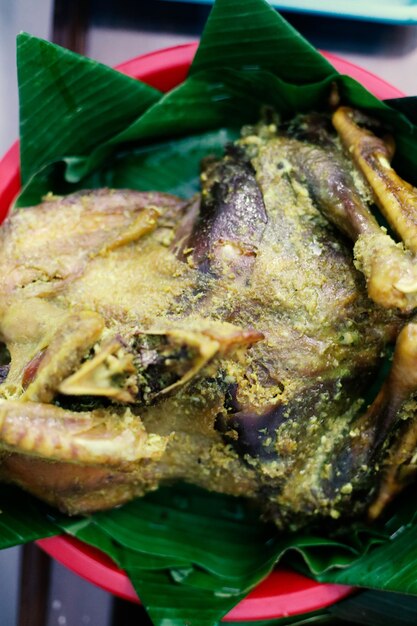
(0, 42), (405, 621)
(37, 534), (353, 621)
(0, 42), (405, 222)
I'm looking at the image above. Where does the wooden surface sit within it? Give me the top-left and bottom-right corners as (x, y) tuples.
(17, 544), (51, 626)
(52, 0), (90, 55)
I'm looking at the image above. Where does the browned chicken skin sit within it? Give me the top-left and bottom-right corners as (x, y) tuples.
(1, 109), (417, 529)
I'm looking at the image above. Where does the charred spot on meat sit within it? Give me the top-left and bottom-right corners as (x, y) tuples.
(2, 109), (417, 530)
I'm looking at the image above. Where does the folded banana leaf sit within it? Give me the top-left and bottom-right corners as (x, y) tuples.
(3, 0), (417, 625)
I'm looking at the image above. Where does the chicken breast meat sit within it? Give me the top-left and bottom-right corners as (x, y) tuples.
(1, 106), (417, 530)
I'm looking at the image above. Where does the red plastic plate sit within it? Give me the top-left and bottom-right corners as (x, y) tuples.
(0, 43), (405, 621)
(38, 534), (353, 621)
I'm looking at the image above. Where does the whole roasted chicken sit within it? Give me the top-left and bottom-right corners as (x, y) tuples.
(1, 106), (417, 530)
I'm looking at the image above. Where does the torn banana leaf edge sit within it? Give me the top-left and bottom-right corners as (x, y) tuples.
(4, 0), (417, 624)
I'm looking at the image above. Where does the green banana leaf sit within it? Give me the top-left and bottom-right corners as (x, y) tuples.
(17, 33), (161, 185)
(4, 0), (417, 624)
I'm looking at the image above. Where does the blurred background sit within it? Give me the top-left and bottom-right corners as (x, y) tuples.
(1, 0), (417, 624)
(2, 0), (417, 156)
